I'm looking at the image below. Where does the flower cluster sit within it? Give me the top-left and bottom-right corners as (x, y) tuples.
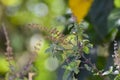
(26, 23), (68, 45)
(112, 40), (120, 68)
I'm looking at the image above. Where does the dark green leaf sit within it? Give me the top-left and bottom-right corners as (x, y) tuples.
(108, 9), (120, 30)
(88, 0), (114, 39)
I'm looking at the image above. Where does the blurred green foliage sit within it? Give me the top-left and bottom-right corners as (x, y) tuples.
(0, 0), (120, 80)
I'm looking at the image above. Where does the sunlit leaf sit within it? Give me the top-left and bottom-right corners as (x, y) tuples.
(114, 74), (120, 80)
(0, 0), (22, 6)
(83, 46), (90, 54)
(0, 57), (9, 74)
(114, 0), (120, 8)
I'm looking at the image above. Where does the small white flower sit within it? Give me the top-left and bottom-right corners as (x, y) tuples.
(113, 70), (119, 75)
(116, 66), (120, 69)
(102, 71), (110, 76)
(115, 19), (120, 26)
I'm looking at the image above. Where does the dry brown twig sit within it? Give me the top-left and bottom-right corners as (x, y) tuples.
(28, 72), (35, 80)
(2, 23), (37, 80)
(2, 23), (14, 65)
(17, 51), (37, 79)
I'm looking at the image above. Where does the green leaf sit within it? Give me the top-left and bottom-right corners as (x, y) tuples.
(114, 0), (120, 8)
(84, 64), (91, 71)
(62, 60), (80, 74)
(87, 43), (93, 48)
(83, 46), (90, 54)
(82, 33), (89, 38)
(82, 39), (90, 45)
(73, 76), (78, 80)
(88, 0), (114, 40)
(56, 54), (63, 61)
(63, 70), (72, 80)
(45, 47), (53, 54)
(72, 46), (78, 52)
(74, 67), (79, 74)
(114, 74), (120, 80)
(108, 9), (120, 29)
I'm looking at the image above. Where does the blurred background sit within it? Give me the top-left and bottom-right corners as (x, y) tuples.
(0, 0), (120, 80)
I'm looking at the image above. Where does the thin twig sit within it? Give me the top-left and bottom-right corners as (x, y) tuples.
(75, 33), (103, 77)
(18, 52), (37, 78)
(2, 23), (14, 65)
